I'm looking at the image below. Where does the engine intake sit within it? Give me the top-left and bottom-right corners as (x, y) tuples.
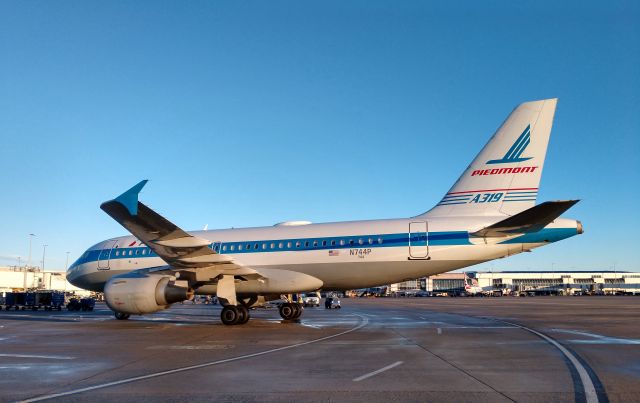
(104, 273), (192, 314)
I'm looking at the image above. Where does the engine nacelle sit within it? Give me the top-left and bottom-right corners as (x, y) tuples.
(104, 273), (192, 315)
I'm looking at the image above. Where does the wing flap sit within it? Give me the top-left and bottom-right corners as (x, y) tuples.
(472, 200), (579, 238)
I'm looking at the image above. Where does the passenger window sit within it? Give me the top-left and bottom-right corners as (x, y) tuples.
(142, 249), (146, 255)
(129, 250), (133, 256)
(255, 243), (259, 250)
(230, 245), (235, 251)
(115, 251), (120, 257)
(270, 242), (275, 249)
(296, 241), (301, 248)
(278, 242), (284, 249)
(214, 244), (219, 252)
(262, 243), (267, 250)
(368, 238), (373, 245)
(222, 245), (227, 252)
(378, 237), (383, 244)
(340, 239), (345, 246)
(331, 240), (336, 246)
(136, 249), (140, 255)
(287, 242), (292, 248)
(305, 241), (309, 247)
(313, 240), (318, 247)
(238, 244), (243, 251)
(322, 240), (327, 246)
(358, 238), (364, 245)
(349, 240), (354, 246)
(246, 243), (251, 250)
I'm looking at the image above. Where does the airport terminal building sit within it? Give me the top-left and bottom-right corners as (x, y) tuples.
(0, 266), (87, 294)
(393, 271), (640, 296)
(3, 264), (638, 297)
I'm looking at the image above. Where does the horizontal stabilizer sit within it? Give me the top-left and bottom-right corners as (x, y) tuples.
(472, 200), (579, 238)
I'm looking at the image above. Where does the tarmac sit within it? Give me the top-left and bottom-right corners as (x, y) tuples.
(1, 296), (638, 402)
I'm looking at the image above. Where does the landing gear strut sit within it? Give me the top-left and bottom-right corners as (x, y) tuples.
(279, 303), (303, 321)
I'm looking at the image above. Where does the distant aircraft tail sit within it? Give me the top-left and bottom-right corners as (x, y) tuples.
(421, 98), (558, 218)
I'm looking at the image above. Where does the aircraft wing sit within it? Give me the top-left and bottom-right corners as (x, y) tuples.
(100, 180), (243, 271)
(472, 200), (579, 238)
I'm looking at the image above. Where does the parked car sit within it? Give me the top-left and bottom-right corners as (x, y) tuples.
(324, 297), (341, 309)
(302, 293), (320, 307)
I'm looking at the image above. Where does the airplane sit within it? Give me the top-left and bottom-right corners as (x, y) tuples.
(67, 98), (583, 325)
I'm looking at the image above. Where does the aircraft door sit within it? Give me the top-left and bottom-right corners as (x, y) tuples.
(97, 240), (117, 270)
(409, 221), (429, 259)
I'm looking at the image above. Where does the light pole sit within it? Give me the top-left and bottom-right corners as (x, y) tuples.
(42, 244), (48, 272)
(65, 252), (70, 269)
(27, 233), (35, 268)
(42, 244), (48, 290)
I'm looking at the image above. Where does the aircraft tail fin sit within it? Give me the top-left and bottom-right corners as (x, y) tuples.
(421, 98), (558, 218)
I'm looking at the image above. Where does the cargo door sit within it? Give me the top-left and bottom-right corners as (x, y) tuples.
(409, 221), (429, 259)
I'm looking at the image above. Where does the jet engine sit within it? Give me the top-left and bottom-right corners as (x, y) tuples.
(104, 273), (192, 314)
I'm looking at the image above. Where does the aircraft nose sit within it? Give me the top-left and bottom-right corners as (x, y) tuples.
(66, 263), (81, 287)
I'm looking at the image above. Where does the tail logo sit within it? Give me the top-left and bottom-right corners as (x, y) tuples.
(487, 125), (532, 164)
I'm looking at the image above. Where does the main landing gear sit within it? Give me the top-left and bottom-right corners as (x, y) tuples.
(220, 304), (250, 326)
(215, 275), (305, 325)
(279, 302), (303, 321)
(217, 274), (252, 326)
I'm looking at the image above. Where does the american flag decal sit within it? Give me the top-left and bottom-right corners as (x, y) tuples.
(328, 250), (339, 256)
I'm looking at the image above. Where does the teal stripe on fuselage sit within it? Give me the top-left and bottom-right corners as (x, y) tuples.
(499, 227), (577, 244)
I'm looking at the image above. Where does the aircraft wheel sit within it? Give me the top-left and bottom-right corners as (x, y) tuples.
(292, 303), (303, 319)
(221, 305), (240, 325)
(237, 305), (250, 324)
(114, 312), (130, 320)
(279, 303), (296, 320)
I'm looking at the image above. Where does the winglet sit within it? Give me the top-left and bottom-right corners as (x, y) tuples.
(114, 180), (148, 216)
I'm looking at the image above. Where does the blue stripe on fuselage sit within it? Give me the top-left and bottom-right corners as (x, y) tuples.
(73, 231), (472, 265)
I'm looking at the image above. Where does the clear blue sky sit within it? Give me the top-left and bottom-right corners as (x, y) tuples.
(1, 1), (638, 272)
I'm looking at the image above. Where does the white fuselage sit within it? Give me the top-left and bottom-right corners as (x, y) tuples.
(67, 215), (581, 293)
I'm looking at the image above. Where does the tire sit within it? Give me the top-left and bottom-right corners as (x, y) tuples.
(279, 303), (296, 320)
(236, 305), (250, 325)
(114, 312), (130, 320)
(221, 306), (240, 325)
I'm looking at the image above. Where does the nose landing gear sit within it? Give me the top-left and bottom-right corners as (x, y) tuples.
(114, 312), (130, 320)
